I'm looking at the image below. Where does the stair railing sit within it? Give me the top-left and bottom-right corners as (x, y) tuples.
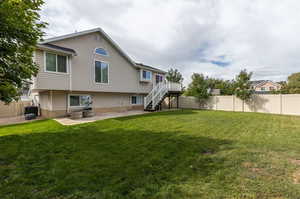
(144, 82), (165, 109)
(144, 82), (182, 110)
(152, 83), (168, 109)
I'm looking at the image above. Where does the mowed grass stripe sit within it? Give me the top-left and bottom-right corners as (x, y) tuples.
(0, 110), (300, 199)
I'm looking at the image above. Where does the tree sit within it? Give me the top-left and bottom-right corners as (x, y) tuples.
(185, 73), (211, 108)
(0, 0), (46, 103)
(286, 73), (300, 94)
(165, 68), (183, 83)
(271, 81), (288, 94)
(206, 78), (236, 95)
(235, 69), (253, 111)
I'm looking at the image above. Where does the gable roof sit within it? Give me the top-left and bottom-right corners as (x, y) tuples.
(40, 28), (167, 74)
(40, 28), (136, 65)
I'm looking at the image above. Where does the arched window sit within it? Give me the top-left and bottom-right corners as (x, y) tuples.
(95, 48), (108, 56)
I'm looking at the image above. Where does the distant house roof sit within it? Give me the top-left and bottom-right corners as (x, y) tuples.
(135, 63), (166, 74)
(250, 80), (265, 86)
(39, 28), (165, 73)
(36, 43), (76, 55)
(251, 80), (281, 88)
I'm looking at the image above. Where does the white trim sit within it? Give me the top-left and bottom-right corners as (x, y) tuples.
(69, 56), (72, 91)
(68, 94), (92, 108)
(94, 47), (109, 57)
(94, 59), (109, 85)
(44, 51), (69, 75)
(140, 69), (152, 82)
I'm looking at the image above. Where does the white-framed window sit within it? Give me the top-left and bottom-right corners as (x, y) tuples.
(45, 52), (68, 73)
(140, 70), (152, 81)
(131, 95), (144, 105)
(261, 87), (265, 91)
(95, 48), (108, 56)
(155, 74), (163, 84)
(95, 60), (109, 84)
(69, 94), (91, 107)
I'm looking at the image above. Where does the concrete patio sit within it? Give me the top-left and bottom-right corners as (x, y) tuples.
(54, 110), (149, 126)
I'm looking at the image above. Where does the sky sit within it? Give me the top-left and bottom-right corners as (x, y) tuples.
(40, 0), (300, 85)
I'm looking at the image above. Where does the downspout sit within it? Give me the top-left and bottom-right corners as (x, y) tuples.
(50, 90), (53, 111)
(67, 55), (72, 114)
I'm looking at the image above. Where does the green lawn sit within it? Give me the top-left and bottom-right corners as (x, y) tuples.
(1, 110), (300, 199)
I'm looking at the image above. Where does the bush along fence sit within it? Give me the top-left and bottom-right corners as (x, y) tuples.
(179, 94), (300, 116)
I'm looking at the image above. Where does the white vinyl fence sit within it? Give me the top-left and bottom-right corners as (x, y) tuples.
(179, 94), (300, 116)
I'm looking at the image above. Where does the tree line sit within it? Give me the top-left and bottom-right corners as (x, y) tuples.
(166, 68), (300, 106)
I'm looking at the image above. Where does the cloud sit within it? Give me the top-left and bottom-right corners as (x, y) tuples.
(40, 0), (300, 85)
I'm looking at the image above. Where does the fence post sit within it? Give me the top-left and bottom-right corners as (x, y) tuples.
(232, 95), (235, 111)
(280, 93), (282, 115)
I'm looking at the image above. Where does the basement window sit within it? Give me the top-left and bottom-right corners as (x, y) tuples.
(131, 95), (144, 105)
(69, 95), (91, 107)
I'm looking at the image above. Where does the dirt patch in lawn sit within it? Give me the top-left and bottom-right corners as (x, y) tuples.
(242, 162), (264, 173)
(293, 170), (300, 184)
(290, 159), (300, 166)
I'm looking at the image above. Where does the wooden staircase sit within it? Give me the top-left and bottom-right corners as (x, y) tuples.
(144, 82), (182, 111)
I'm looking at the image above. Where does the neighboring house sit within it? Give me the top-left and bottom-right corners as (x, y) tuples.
(30, 28), (172, 117)
(251, 80), (282, 93)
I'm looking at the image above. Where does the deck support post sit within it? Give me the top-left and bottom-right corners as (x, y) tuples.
(177, 94), (179, 109)
(168, 94), (171, 109)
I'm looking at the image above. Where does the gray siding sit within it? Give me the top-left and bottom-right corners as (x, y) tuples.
(33, 32), (163, 94)
(33, 50), (71, 90)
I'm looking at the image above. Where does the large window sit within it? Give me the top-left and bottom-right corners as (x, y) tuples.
(45, 52), (67, 73)
(131, 95), (144, 105)
(95, 61), (109, 83)
(69, 95), (91, 107)
(95, 48), (108, 56)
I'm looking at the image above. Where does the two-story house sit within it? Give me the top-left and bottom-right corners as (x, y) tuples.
(31, 28), (171, 117)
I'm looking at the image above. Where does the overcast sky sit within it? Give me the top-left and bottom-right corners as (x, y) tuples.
(40, 0), (300, 85)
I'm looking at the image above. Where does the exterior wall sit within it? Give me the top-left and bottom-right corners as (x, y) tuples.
(39, 91), (145, 118)
(34, 32), (163, 94)
(32, 49), (71, 90)
(179, 94), (300, 116)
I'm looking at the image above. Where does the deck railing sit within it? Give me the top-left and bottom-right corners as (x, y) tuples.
(144, 82), (181, 110)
